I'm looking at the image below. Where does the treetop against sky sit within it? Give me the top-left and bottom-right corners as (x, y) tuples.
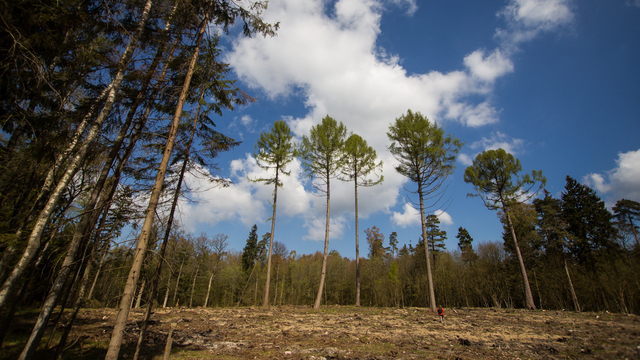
(154, 0), (639, 258)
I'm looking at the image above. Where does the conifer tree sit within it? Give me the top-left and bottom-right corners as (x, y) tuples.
(251, 120), (295, 308)
(387, 109), (461, 312)
(339, 133), (383, 306)
(464, 148), (545, 310)
(299, 115), (347, 310)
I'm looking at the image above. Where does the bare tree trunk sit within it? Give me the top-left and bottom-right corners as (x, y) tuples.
(135, 278), (146, 309)
(87, 241), (110, 302)
(565, 259), (581, 312)
(0, 240), (50, 348)
(204, 272), (214, 308)
(354, 181), (361, 306)
(503, 209), (536, 309)
(189, 267), (199, 308)
(0, 0), (154, 316)
(163, 275), (171, 309)
(237, 262), (258, 307)
(104, 9), (209, 357)
(313, 176), (331, 310)
(134, 81), (202, 356)
(262, 171), (279, 308)
(418, 188), (436, 312)
(172, 259), (184, 305)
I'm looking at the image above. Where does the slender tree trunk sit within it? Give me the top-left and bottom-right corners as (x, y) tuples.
(189, 266), (199, 308)
(0, 0), (154, 315)
(172, 259), (184, 305)
(418, 187), (436, 312)
(104, 7), (209, 358)
(204, 272), (214, 308)
(262, 171), (279, 308)
(0, 240), (50, 348)
(54, 239), (98, 360)
(163, 275), (171, 309)
(354, 180), (361, 306)
(313, 175), (331, 310)
(565, 259), (581, 312)
(135, 278), (146, 309)
(503, 208), (536, 309)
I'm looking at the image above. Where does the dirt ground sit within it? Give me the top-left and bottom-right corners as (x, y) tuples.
(4, 306), (640, 359)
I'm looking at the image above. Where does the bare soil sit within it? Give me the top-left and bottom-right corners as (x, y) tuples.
(3, 306), (640, 359)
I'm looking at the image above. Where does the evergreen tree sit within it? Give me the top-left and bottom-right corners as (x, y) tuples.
(425, 215), (446, 255)
(612, 199), (640, 251)
(456, 227), (477, 263)
(251, 120), (295, 307)
(299, 115), (347, 310)
(388, 232), (399, 257)
(561, 176), (618, 265)
(339, 133), (383, 306)
(242, 225), (260, 273)
(464, 148), (545, 310)
(387, 109), (461, 312)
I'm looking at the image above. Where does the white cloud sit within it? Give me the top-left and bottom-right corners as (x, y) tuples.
(470, 132), (526, 154)
(386, 0), (418, 15)
(458, 153), (474, 167)
(434, 209), (454, 226)
(222, 0), (573, 240)
(391, 203), (420, 228)
(464, 49), (514, 83)
(497, 0), (574, 47)
(240, 115), (255, 127)
(584, 149), (640, 203)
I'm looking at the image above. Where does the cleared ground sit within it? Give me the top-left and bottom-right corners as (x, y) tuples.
(3, 306), (640, 359)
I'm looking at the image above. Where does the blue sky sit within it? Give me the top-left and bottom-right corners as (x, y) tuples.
(172, 0), (640, 258)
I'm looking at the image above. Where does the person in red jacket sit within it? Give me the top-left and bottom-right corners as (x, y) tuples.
(437, 305), (445, 324)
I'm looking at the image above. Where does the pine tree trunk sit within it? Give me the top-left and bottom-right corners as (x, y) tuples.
(354, 180), (361, 306)
(262, 171), (279, 308)
(104, 6), (209, 358)
(313, 176), (331, 310)
(418, 187), (436, 312)
(504, 209), (536, 309)
(135, 279), (146, 309)
(565, 259), (580, 312)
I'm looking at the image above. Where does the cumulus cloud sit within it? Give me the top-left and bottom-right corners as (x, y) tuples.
(464, 49), (514, 83)
(434, 209), (454, 226)
(584, 149), (640, 203)
(220, 0), (573, 240)
(391, 203), (420, 228)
